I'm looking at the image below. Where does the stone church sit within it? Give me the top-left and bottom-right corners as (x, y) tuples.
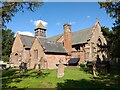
(9, 19), (108, 69)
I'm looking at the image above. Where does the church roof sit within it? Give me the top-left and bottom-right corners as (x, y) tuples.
(18, 26), (93, 52)
(47, 34), (62, 42)
(19, 34), (34, 48)
(48, 27), (93, 45)
(38, 38), (67, 54)
(72, 27), (93, 45)
(19, 34), (66, 53)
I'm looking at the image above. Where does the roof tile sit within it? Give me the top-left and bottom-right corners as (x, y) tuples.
(48, 27), (93, 45)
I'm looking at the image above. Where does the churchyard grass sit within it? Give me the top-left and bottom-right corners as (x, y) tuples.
(2, 67), (120, 89)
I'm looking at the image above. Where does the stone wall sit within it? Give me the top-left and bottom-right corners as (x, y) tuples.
(45, 54), (66, 69)
(30, 37), (44, 69)
(87, 22), (107, 62)
(10, 34), (24, 67)
(22, 49), (31, 68)
(64, 24), (72, 55)
(71, 45), (86, 64)
(12, 33), (24, 53)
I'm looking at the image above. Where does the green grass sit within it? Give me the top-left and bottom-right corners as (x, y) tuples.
(2, 67), (120, 89)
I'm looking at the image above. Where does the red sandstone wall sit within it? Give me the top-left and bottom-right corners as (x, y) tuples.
(12, 34), (24, 53)
(22, 49), (31, 68)
(45, 54), (66, 69)
(64, 24), (72, 55)
(30, 37), (44, 69)
(10, 34), (24, 67)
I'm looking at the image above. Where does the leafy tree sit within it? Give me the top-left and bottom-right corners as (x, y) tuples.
(101, 26), (113, 57)
(0, 30), (2, 60)
(2, 29), (14, 62)
(101, 26), (110, 39)
(1, 2), (43, 27)
(99, 1), (120, 58)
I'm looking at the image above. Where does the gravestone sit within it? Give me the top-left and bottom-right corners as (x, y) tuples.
(57, 59), (64, 78)
(19, 62), (27, 72)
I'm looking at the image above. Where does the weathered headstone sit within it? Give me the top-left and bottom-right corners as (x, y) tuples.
(57, 59), (64, 78)
(19, 62), (27, 72)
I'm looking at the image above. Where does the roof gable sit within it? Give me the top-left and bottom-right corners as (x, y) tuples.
(38, 38), (67, 53)
(12, 33), (24, 52)
(19, 34), (34, 48)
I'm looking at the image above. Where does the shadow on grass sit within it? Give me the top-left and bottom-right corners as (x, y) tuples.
(74, 61), (120, 90)
(25, 69), (50, 78)
(2, 68), (20, 89)
(57, 79), (119, 90)
(2, 68), (50, 89)
(80, 60), (120, 78)
(2, 68), (18, 77)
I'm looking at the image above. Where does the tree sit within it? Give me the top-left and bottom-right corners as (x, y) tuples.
(99, 1), (120, 59)
(101, 26), (113, 57)
(101, 26), (110, 39)
(1, 2), (43, 27)
(0, 30), (2, 60)
(2, 29), (14, 62)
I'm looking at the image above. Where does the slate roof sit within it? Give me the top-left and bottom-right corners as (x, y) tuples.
(48, 27), (93, 45)
(72, 27), (93, 45)
(38, 38), (67, 53)
(19, 34), (34, 48)
(18, 26), (93, 53)
(47, 34), (62, 42)
(19, 34), (66, 53)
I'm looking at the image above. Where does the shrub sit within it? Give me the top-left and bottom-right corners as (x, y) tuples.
(80, 63), (88, 72)
(80, 64), (85, 68)
(2, 55), (9, 62)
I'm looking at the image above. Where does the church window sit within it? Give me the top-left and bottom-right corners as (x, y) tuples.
(75, 46), (80, 51)
(34, 50), (38, 59)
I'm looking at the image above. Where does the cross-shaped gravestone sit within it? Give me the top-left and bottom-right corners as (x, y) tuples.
(57, 59), (64, 78)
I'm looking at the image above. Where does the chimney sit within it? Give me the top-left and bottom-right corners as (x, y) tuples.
(63, 24), (72, 55)
(34, 22), (46, 38)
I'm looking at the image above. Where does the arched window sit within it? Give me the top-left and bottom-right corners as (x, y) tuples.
(34, 50), (38, 60)
(75, 46), (80, 51)
(98, 38), (102, 45)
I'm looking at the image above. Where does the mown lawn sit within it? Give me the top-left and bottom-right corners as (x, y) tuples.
(2, 67), (120, 89)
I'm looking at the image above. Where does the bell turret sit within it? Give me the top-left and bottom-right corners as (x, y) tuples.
(34, 22), (46, 38)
